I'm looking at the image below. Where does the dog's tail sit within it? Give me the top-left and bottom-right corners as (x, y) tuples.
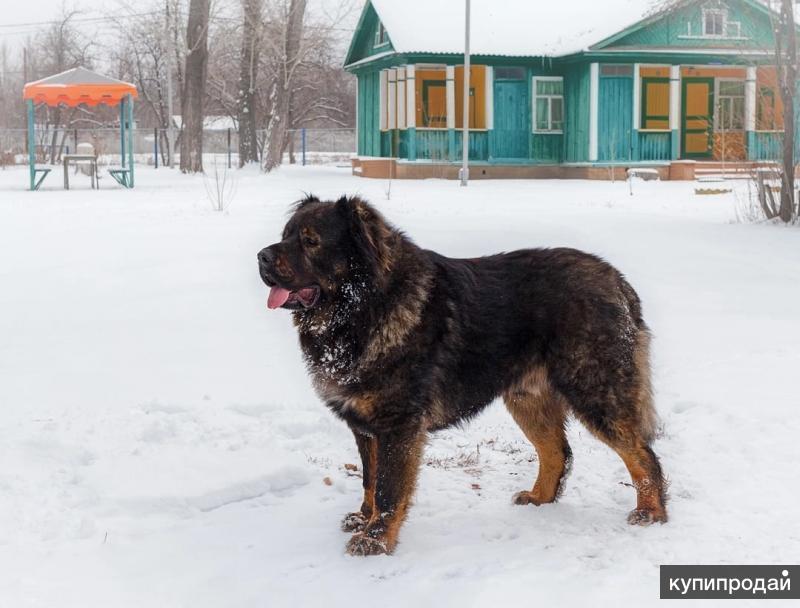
(619, 275), (659, 444)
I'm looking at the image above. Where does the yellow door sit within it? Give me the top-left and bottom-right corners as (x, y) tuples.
(682, 78), (714, 158)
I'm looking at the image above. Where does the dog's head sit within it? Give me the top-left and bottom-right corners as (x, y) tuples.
(258, 195), (399, 311)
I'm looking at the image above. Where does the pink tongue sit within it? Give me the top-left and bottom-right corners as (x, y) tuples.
(267, 286), (291, 309)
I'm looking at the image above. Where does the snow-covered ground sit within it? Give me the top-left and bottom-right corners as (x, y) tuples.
(1, 165), (798, 607)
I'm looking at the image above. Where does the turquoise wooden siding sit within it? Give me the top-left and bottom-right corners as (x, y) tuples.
(598, 0), (774, 51)
(491, 80), (529, 158)
(531, 134), (563, 162)
(357, 72), (381, 156)
(414, 130), (488, 161)
(453, 131), (489, 161)
(598, 76), (633, 161)
(416, 130), (449, 160)
(563, 64), (590, 162)
(748, 132), (781, 160)
(638, 132), (672, 160)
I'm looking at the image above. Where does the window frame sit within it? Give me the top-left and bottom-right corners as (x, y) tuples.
(532, 76), (564, 134)
(374, 22), (389, 48)
(756, 84), (780, 132)
(420, 78), (447, 128)
(715, 78), (745, 132)
(702, 8), (727, 38)
(640, 76), (671, 132)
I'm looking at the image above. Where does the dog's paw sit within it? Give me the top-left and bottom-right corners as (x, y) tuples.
(345, 532), (390, 556)
(627, 508), (668, 525)
(511, 490), (549, 506)
(340, 511), (368, 533)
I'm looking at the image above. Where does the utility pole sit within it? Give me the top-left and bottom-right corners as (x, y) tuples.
(165, 0), (176, 168)
(460, 0), (470, 186)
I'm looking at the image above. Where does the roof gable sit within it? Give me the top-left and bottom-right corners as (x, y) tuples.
(593, 0), (779, 51)
(351, 0), (655, 60)
(344, 2), (395, 68)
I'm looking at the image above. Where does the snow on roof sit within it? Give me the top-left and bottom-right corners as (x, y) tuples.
(25, 66), (135, 87)
(370, 0), (660, 57)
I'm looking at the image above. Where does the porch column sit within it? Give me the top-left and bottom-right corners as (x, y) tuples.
(406, 65), (416, 161)
(446, 65), (456, 160)
(589, 62), (599, 161)
(745, 66), (757, 160)
(669, 65), (680, 160)
(397, 69), (406, 130)
(632, 63), (640, 160)
(387, 69), (397, 132)
(485, 66), (494, 160)
(379, 70), (388, 131)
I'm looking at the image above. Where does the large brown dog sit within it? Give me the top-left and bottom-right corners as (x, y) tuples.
(258, 195), (667, 556)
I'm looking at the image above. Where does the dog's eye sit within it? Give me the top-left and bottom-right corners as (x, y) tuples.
(302, 235), (319, 247)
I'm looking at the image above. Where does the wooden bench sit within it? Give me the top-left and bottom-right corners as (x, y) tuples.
(108, 168), (133, 188)
(627, 167), (660, 181)
(62, 154), (98, 190)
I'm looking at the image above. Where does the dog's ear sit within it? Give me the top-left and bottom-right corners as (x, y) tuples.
(293, 194), (321, 211)
(336, 196), (398, 284)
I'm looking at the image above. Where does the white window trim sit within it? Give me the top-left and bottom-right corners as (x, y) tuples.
(715, 77), (746, 132)
(532, 76), (564, 134)
(702, 8), (726, 38)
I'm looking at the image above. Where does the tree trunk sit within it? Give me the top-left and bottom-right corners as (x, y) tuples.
(777, 0), (797, 222)
(237, 0), (262, 166)
(180, 0), (210, 173)
(263, 0), (306, 172)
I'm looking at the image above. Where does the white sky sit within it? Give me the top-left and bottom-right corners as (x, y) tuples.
(0, 0), (362, 55)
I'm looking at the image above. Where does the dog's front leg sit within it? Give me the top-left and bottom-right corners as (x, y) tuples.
(341, 430), (377, 533)
(345, 424), (425, 556)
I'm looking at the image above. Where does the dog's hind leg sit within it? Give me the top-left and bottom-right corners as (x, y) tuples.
(341, 430), (377, 533)
(504, 375), (572, 506)
(568, 329), (667, 525)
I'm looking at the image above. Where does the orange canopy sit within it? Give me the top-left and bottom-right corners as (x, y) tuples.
(23, 66), (137, 107)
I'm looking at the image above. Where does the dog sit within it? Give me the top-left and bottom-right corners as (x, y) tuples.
(257, 195), (667, 556)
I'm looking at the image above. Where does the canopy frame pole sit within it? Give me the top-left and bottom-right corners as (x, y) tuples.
(120, 97), (126, 169)
(27, 100), (35, 191)
(127, 94), (135, 187)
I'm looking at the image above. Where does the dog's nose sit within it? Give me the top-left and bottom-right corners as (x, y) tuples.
(258, 248), (275, 267)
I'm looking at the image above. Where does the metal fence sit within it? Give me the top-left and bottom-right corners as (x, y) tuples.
(0, 127), (355, 168)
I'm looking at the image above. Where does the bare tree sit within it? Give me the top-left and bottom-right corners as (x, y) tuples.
(110, 2), (182, 166)
(774, 0), (797, 222)
(262, 0), (307, 172)
(237, 0), (263, 166)
(180, 0), (211, 173)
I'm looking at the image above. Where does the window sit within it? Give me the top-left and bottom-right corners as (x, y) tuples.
(716, 80), (744, 131)
(533, 77), (563, 133)
(374, 22), (388, 47)
(703, 9), (725, 36)
(495, 67), (525, 80)
(641, 77), (670, 130)
(454, 65), (487, 129)
(601, 65), (633, 77)
(755, 68), (784, 131)
(413, 66), (487, 129)
(756, 86), (780, 131)
(416, 69), (447, 128)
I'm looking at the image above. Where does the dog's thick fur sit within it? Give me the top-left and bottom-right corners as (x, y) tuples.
(258, 195), (667, 556)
